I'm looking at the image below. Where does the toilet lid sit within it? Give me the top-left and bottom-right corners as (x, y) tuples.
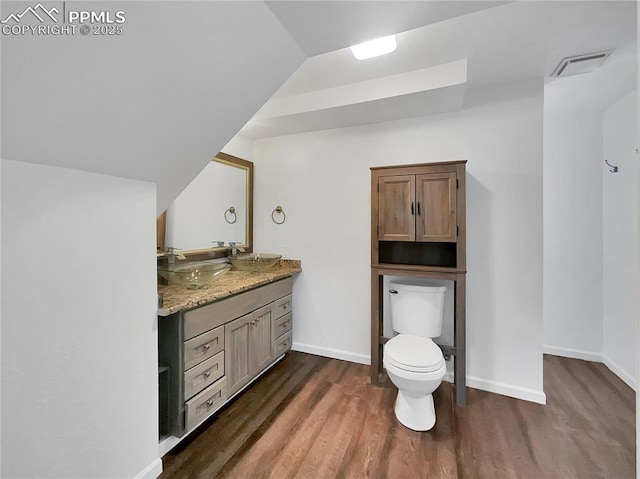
(384, 335), (445, 373)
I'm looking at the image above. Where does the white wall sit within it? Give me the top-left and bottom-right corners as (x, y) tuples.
(543, 110), (604, 359)
(1, 160), (160, 479)
(254, 80), (545, 403)
(542, 88), (637, 390)
(602, 90), (638, 388)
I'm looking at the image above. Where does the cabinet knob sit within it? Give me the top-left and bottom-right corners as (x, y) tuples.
(206, 399), (214, 407)
(203, 343), (211, 350)
(204, 371), (211, 378)
(250, 320), (256, 326)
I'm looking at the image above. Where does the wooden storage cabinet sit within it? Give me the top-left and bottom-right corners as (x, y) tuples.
(158, 277), (293, 437)
(371, 160), (467, 406)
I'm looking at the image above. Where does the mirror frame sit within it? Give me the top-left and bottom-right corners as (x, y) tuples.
(157, 152), (254, 261)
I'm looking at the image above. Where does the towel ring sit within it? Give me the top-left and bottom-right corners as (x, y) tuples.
(224, 206), (237, 224)
(272, 206), (286, 224)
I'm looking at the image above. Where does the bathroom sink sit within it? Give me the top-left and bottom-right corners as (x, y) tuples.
(228, 253), (282, 273)
(157, 261), (231, 289)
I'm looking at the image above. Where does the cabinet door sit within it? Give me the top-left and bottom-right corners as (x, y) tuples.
(415, 172), (457, 242)
(250, 305), (273, 373)
(225, 313), (253, 396)
(378, 175), (415, 241)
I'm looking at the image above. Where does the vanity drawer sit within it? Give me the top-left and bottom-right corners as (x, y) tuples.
(185, 376), (227, 432)
(184, 351), (225, 400)
(184, 326), (224, 371)
(273, 294), (292, 319)
(273, 331), (292, 356)
(272, 312), (292, 340)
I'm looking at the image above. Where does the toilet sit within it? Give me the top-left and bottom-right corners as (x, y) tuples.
(383, 280), (447, 431)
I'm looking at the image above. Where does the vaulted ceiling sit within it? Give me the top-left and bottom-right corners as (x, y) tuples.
(243, 1), (637, 138)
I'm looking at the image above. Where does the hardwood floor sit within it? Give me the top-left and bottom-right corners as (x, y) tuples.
(160, 352), (635, 478)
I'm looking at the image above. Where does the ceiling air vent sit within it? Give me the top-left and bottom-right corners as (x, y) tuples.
(551, 50), (613, 78)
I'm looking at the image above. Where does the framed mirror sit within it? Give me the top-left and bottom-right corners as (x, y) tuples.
(157, 152), (253, 259)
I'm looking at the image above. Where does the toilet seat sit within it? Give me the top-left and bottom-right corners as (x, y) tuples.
(384, 335), (444, 373)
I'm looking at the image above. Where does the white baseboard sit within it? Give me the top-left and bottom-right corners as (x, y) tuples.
(466, 376), (547, 404)
(292, 342), (370, 365)
(134, 458), (162, 479)
(543, 345), (602, 362)
(292, 344), (546, 404)
(601, 354), (637, 390)
(442, 371), (454, 383)
(543, 346), (636, 391)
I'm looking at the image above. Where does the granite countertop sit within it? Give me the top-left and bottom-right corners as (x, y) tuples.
(157, 259), (301, 316)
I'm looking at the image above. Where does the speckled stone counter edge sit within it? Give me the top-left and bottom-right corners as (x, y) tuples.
(157, 259), (302, 316)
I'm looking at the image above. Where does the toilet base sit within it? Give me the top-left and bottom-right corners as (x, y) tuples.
(394, 390), (436, 431)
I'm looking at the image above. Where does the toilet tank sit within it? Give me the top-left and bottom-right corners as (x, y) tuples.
(389, 281), (446, 337)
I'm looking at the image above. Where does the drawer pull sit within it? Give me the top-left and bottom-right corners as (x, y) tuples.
(203, 343), (211, 350)
(283, 304), (288, 310)
(206, 391), (222, 407)
(204, 371), (211, 378)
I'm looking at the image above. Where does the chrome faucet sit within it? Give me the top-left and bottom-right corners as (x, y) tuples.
(163, 247), (186, 264)
(229, 242), (245, 256)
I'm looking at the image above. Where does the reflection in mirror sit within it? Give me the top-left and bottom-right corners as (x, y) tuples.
(162, 153), (253, 257)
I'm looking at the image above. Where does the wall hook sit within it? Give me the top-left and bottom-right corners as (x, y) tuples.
(271, 206), (286, 224)
(604, 159), (618, 173)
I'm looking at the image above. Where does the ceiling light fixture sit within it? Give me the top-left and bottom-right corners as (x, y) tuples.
(350, 35), (397, 60)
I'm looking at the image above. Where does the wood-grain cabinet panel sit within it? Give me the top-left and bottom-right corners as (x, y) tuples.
(378, 175), (415, 241)
(225, 313), (254, 396)
(273, 312), (292, 340)
(416, 172), (457, 242)
(273, 294), (292, 318)
(273, 331), (292, 356)
(378, 172), (457, 244)
(225, 304), (275, 396)
(184, 351), (225, 400)
(185, 377), (227, 432)
(184, 278), (292, 340)
(183, 326), (224, 371)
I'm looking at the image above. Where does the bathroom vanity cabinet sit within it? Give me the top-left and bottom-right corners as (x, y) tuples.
(371, 160), (467, 406)
(158, 277), (293, 438)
